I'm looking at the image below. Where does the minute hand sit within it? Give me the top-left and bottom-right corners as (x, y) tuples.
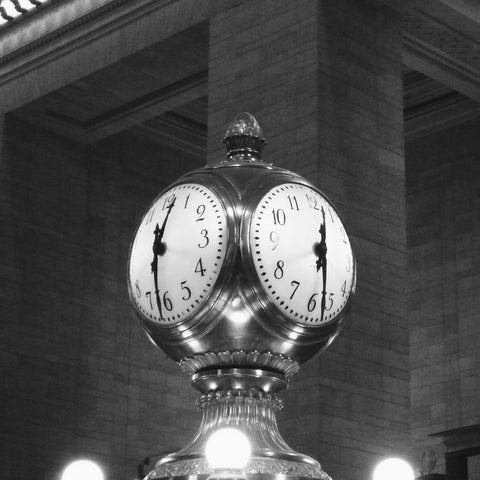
(315, 206), (328, 321)
(151, 198), (176, 318)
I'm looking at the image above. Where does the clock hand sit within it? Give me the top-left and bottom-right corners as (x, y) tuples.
(314, 206), (328, 321)
(151, 198), (176, 318)
(151, 231), (163, 319)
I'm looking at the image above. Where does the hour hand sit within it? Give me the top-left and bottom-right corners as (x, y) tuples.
(152, 198), (176, 259)
(314, 207), (327, 271)
(152, 223), (165, 259)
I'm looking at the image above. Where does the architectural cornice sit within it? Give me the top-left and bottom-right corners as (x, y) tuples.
(403, 7), (480, 103)
(1, 0), (479, 142)
(0, 0), (134, 61)
(0, 0), (243, 113)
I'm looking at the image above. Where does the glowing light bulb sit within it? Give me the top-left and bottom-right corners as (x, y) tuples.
(205, 428), (251, 471)
(61, 459), (104, 480)
(373, 458), (414, 480)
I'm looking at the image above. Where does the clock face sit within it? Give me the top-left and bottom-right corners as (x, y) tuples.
(129, 183), (228, 325)
(249, 183), (355, 325)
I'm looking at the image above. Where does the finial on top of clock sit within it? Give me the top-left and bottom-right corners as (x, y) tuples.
(222, 112), (266, 161)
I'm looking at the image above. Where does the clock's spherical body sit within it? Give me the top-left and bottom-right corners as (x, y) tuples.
(128, 113), (356, 373)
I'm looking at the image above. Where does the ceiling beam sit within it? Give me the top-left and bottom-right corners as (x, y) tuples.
(44, 69), (208, 143)
(403, 6), (480, 104)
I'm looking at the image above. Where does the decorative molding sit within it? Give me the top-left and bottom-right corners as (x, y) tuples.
(403, 69), (480, 140)
(403, 8), (480, 103)
(41, 69), (208, 142)
(430, 424), (480, 451)
(0, 0), (243, 113)
(405, 95), (480, 141)
(179, 350), (301, 378)
(196, 389), (283, 410)
(149, 457), (331, 479)
(0, 0), (138, 62)
(404, 9), (480, 70)
(132, 114), (207, 158)
(0, 0), (50, 27)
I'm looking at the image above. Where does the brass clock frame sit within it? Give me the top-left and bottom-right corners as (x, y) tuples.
(128, 160), (356, 366)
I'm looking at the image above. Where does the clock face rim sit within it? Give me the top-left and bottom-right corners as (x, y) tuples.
(243, 180), (356, 330)
(127, 181), (235, 330)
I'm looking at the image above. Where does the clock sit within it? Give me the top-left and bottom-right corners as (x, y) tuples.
(127, 112), (356, 369)
(128, 183), (228, 325)
(249, 182), (355, 325)
(130, 114), (356, 480)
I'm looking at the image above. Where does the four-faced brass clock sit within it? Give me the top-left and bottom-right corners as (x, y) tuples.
(127, 112), (356, 366)
(128, 113), (358, 480)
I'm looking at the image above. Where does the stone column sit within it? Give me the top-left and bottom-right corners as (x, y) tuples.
(208, 1), (408, 480)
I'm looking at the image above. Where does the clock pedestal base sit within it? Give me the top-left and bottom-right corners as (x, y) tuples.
(146, 368), (331, 480)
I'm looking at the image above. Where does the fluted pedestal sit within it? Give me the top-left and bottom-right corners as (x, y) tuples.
(146, 369), (330, 480)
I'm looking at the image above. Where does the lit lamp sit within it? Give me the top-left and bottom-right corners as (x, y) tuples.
(61, 459), (104, 480)
(373, 458), (414, 480)
(206, 428), (251, 480)
(127, 113), (356, 479)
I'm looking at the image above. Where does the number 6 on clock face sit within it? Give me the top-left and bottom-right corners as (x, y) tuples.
(249, 183), (355, 325)
(128, 183), (228, 325)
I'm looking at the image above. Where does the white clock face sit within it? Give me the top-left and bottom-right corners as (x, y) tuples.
(129, 183), (228, 325)
(249, 183), (355, 325)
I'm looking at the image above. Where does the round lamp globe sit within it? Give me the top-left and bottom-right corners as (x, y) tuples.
(373, 458), (414, 480)
(61, 459), (104, 480)
(205, 428), (251, 470)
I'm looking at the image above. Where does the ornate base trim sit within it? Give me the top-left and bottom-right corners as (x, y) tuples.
(179, 350), (300, 377)
(148, 457), (332, 479)
(145, 384), (329, 480)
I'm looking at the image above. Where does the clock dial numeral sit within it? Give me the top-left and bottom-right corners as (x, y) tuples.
(328, 208), (335, 223)
(198, 229), (209, 248)
(181, 281), (192, 300)
(163, 291), (173, 311)
(272, 208), (286, 225)
(195, 258), (206, 276)
(290, 280), (300, 299)
(145, 291), (153, 309)
(274, 260), (284, 279)
(162, 194), (176, 210)
(287, 195), (299, 211)
(307, 293), (318, 312)
(269, 231), (279, 250)
(145, 209), (155, 225)
(196, 204), (206, 222)
(325, 292), (334, 311)
(129, 183), (227, 324)
(306, 194), (319, 210)
(250, 183), (354, 325)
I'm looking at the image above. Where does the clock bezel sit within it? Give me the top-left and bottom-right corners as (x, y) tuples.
(127, 176), (238, 340)
(240, 175), (356, 339)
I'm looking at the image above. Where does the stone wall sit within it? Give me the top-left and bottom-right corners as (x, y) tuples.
(407, 117), (480, 470)
(0, 117), (201, 480)
(208, 1), (409, 479)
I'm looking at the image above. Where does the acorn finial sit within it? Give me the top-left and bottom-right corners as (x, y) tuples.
(222, 112), (266, 160)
